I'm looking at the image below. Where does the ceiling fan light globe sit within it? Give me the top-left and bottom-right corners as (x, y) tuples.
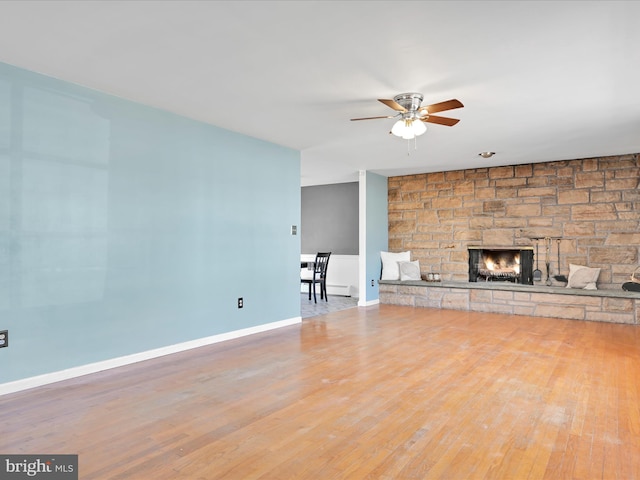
(413, 120), (427, 136)
(391, 119), (407, 137)
(401, 119), (416, 139)
(402, 130), (415, 140)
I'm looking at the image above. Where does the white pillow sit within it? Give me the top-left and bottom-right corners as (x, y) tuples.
(380, 251), (411, 280)
(399, 260), (421, 281)
(566, 264), (600, 290)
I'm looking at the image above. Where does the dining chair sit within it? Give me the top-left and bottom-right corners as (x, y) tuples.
(300, 252), (331, 303)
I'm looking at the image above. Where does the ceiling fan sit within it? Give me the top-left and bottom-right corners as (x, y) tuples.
(351, 93), (463, 139)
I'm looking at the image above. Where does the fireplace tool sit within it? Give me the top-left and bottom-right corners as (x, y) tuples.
(553, 238), (568, 283)
(533, 238), (542, 281)
(545, 237), (551, 286)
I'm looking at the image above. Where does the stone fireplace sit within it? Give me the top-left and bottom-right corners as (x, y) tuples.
(468, 246), (534, 285)
(382, 155), (640, 323)
(387, 155), (639, 289)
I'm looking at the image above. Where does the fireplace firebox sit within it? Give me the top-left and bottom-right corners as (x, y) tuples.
(468, 246), (534, 285)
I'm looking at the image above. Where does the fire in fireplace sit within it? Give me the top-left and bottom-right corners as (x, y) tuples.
(468, 246), (534, 284)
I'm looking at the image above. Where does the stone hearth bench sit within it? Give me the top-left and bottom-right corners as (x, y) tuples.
(379, 280), (640, 324)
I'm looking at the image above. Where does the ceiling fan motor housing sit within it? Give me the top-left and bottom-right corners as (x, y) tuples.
(394, 93), (424, 119)
(394, 93), (423, 110)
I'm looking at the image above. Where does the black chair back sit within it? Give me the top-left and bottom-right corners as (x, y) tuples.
(301, 252), (331, 303)
(314, 252), (331, 278)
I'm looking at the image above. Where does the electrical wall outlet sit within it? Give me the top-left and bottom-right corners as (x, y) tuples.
(0, 330), (7, 348)
(238, 297), (243, 309)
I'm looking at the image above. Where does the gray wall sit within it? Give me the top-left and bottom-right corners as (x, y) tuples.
(301, 182), (359, 255)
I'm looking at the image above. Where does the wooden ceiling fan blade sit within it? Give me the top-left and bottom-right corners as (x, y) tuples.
(421, 99), (464, 115)
(422, 115), (460, 126)
(378, 98), (407, 112)
(350, 115), (396, 121)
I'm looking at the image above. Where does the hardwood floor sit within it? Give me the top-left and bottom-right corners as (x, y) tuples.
(1, 305), (639, 479)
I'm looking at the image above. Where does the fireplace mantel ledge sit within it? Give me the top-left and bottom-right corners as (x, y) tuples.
(378, 280), (640, 299)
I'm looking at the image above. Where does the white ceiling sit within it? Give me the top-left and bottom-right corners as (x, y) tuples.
(0, 1), (638, 186)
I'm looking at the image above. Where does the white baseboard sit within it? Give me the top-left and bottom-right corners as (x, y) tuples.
(326, 284), (351, 296)
(358, 298), (380, 307)
(0, 316), (302, 397)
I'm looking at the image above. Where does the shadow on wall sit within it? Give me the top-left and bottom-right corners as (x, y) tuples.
(0, 82), (111, 310)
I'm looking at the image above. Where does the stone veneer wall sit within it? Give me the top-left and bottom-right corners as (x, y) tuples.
(388, 153), (640, 291)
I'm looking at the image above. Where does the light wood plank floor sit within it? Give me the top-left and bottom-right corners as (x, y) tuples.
(1, 305), (640, 479)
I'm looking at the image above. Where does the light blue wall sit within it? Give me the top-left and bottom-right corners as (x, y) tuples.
(363, 171), (388, 302)
(0, 62), (301, 384)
